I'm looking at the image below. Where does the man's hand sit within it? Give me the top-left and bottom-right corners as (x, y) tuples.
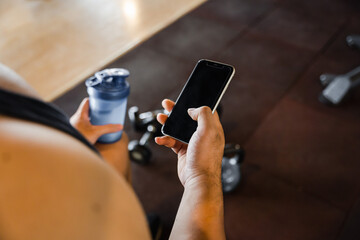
(70, 98), (123, 144)
(155, 99), (225, 188)
(156, 99), (226, 240)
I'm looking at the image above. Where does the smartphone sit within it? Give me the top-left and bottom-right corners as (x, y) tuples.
(161, 59), (235, 143)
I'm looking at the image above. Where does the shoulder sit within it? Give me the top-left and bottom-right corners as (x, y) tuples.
(0, 116), (151, 240)
(0, 63), (40, 98)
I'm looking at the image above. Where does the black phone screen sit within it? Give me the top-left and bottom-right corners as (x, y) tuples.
(162, 60), (234, 143)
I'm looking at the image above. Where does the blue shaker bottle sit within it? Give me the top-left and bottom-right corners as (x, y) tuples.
(85, 68), (130, 143)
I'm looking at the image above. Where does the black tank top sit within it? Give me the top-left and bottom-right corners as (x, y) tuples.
(0, 88), (99, 154)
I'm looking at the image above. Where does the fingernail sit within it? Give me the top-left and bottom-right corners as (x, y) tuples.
(188, 108), (195, 113)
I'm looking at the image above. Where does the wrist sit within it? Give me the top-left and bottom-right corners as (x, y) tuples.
(181, 173), (225, 240)
(184, 173), (222, 194)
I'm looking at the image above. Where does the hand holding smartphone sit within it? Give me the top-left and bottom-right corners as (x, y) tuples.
(161, 59), (235, 143)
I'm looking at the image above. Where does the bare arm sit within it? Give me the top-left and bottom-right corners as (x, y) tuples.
(156, 100), (226, 240)
(170, 178), (225, 240)
(70, 98), (131, 182)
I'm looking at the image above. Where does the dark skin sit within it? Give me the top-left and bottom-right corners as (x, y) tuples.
(156, 99), (226, 240)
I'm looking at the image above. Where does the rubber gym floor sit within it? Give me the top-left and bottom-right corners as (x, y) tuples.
(54, 0), (360, 239)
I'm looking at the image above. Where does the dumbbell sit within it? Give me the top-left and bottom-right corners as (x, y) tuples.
(319, 66), (360, 105)
(221, 144), (245, 193)
(319, 35), (360, 105)
(128, 125), (157, 164)
(128, 106), (163, 164)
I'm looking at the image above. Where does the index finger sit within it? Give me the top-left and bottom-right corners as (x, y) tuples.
(162, 99), (175, 112)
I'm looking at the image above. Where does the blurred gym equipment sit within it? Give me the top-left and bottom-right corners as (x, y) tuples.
(319, 35), (360, 105)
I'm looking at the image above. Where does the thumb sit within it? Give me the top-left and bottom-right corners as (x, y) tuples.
(187, 108), (198, 120)
(75, 98), (90, 119)
(94, 124), (123, 136)
(187, 106), (213, 125)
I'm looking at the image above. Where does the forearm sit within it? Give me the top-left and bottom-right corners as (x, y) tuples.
(96, 144), (132, 182)
(170, 178), (226, 240)
(95, 133), (131, 183)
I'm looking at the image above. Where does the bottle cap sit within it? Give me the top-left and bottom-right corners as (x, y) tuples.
(86, 68), (130, 100)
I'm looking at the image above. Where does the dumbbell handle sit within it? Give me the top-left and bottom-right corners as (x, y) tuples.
(139, 110), (164, 120)
(139, 125), (157, 146)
